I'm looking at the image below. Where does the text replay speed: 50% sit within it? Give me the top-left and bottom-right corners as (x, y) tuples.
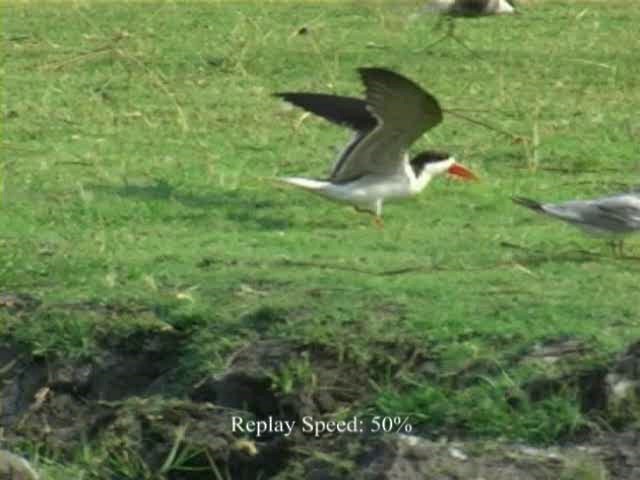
(232, 415), (413, 438)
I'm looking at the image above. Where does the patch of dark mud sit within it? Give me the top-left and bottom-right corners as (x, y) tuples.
(90, 329), (186, 400)
(191, 339), (370, 427)
(2, 334), (292, 477)
(1, 329), (184, 451)
(4, 318), (640, 480)
(14, 394), (291, 479)
(518, 338), (640, 420)
(9, 389), (112, 453)
(518, 366), (609, 413)
(3, 333), (429, 477)
(191, 336), (434, 429)
(95, 399), (291, 480)
(0, 344), (47, 428)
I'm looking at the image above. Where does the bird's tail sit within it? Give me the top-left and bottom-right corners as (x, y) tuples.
(512, 196), (545, 213)
(276, 177), (330, 191)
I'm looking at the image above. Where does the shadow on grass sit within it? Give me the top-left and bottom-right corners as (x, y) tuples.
(89, 179), (293, 231)
(500, 241), (640, 267)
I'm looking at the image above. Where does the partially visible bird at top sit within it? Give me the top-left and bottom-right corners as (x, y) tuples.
(274, 67), (477, 228)
(425, 0), (515, 16)
(415, 0), (515, 57)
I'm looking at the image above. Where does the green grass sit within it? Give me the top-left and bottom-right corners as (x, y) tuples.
(3, 0), (640, 475)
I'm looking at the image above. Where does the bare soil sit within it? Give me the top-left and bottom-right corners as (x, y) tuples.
(1, 297), (639, 479)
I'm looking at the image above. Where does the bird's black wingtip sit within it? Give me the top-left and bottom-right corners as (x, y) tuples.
(357, 66), (395, 79)
(357, 67), (413, 91)
(512, 196), (544, 211)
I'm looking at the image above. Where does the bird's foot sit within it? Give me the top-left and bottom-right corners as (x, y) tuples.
(374, 216), (384, 229)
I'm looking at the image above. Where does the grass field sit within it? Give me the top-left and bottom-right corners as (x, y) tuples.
(2, 0), (640, 478)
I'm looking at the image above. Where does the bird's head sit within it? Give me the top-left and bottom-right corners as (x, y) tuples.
(410, 150), (477, 181)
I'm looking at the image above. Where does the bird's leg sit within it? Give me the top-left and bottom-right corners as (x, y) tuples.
(446, 18), (482, 57)
(422, 16), (450, 50)
(422, 17), (479, 57)
(373, 200), (384, 229)
(617, 239), (625, 257)
(451, 30), (479, 57)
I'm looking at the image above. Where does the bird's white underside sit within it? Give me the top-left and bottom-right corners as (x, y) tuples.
(280, 156), (456, 217)
(278, 68), (454, 218)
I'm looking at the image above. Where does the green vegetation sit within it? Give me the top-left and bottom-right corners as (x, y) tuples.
(2, 0), (640, 476)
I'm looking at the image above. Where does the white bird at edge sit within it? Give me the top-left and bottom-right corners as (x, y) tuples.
(274, 67), (477, 227)
(513, 190), (640, 255)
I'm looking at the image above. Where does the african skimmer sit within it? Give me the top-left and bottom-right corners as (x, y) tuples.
(275, 67), (476, 226)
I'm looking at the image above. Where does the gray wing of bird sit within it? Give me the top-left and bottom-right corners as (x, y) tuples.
(274, 93), (376, 131)
(329, 67), (443, 184)
(543, 193), (640, 234)
(274, 93), (379, 180)
(593, 193), (640, 230)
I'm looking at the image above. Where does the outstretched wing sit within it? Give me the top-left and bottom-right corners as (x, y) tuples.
(330, 67), (443, 183)
(274, 92), (376, 131)
(275, 92), (378, 179)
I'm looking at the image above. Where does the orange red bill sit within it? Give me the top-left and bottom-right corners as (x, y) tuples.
(447, 163), (477, 181)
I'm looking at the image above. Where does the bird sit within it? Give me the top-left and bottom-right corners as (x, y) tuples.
(274, 67), (477, 227)
(512, 190), (640, 255)
(426, 0), (515, 16)
(419, 0), (515, 54)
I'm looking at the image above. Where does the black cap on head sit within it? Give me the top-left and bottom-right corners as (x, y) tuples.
(409, 150), (451, 176)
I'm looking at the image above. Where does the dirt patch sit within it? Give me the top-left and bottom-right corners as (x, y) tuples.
(2, 329), (180, 407)
(291, 431), (640, 480)
(0, 344), (47, 429)
(606, 340), (640, 415)
(516, 338), (640, 421)
(191, 339), (373, 429)
(1, 328), (431, 478)
(591, 430), (640, 479)
(3, 318), (640, 479)
(87, 330), (184, 400)
(1, 329), (183, 452)
(94, 398), (291, 480)
(191, 337), (435, 427)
